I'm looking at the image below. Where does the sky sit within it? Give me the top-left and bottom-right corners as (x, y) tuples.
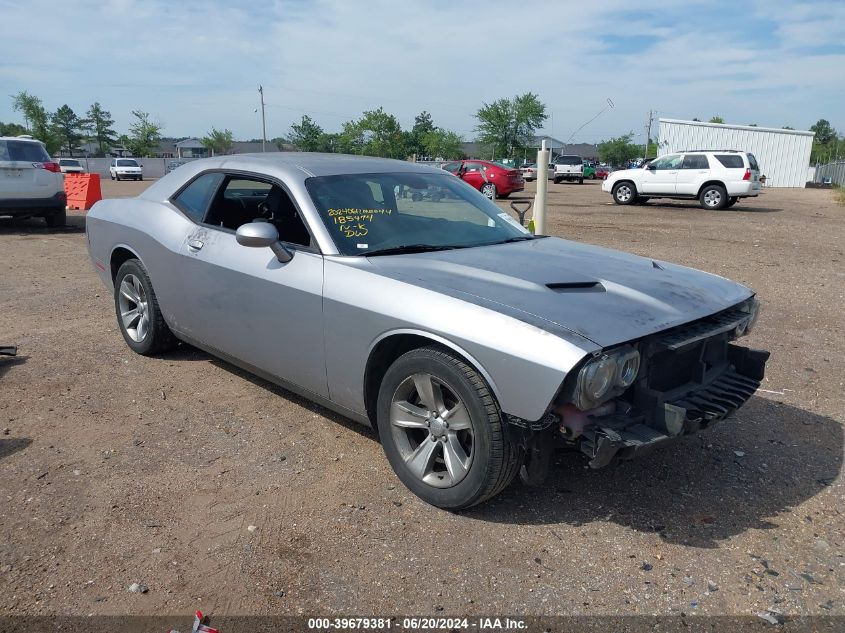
(1, 0), (843, 144)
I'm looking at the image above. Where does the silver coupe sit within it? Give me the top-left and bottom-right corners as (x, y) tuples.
(86, 153), (769, 509)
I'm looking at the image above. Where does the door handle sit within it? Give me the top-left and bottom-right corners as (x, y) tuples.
(188, 239), (204, 251)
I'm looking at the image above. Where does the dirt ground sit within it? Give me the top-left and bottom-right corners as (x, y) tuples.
(0, 177), (843, 619)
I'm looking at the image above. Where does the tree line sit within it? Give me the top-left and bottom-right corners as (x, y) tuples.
(1, 90), (549, 161)
(6, 89), (838, 166)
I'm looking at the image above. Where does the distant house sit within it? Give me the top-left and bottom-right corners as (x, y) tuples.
(231, 141), (267, 154)
(174, 138), (209, 159)
(458, 135), (598, 161)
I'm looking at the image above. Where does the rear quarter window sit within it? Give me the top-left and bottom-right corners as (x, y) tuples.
(172, 172), (225, 222)
(747, 153), (759, 170)
(715, 154), (744, 168)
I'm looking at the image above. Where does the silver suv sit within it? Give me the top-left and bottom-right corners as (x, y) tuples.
(602, 150), (761, 210)
(0, 136), (66, 226)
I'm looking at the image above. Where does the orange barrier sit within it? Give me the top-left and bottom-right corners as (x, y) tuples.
(64, 173), (102, 211)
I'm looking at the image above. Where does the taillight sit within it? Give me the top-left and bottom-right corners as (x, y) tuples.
(34, 162), (61, 173)
(742, 168), (751, 181)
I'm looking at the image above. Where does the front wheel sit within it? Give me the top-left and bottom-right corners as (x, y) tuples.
(376, 347), (522, 509)
(612, 181), (637, 205)
(114, 259), (178, 355)
(700, 184), (728, 210)
(480, 183), (496, 200)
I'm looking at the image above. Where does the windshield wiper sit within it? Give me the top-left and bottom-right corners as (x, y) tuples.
(364, 244), (461, 257)
(497, 235), (547, 244)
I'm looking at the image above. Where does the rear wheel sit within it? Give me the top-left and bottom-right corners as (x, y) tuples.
(553, 176), (562, 184)
(44, 208), (66, 227)
(114, 259), (178, 355)
(700, 184), (728, 210)
(480, 183), (496, 200)
(376, 347), (522, 509)
(578, 177), (584, 184)
(612, 181), (637, 205)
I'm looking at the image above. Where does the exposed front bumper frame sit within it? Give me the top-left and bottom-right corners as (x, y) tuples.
(579, 345), (770, 468)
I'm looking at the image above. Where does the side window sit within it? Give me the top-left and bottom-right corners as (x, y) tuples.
(715, 154), (744, 168)
(0, 141), (9, 161)
(681, 154), (709, 169)
(172, 172), (224, 222)
(651, 154), (682, 170)
(464, 161), (482, 172)
(205, 175), (311, 247)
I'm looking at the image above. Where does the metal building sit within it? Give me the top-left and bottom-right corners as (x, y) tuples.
(657, 119), (815, 187)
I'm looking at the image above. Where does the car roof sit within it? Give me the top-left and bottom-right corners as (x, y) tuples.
(0, 136), (43, 143)
(201, 152), (437, 177)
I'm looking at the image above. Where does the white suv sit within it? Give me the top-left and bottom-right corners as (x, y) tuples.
(553, 155), (584, 184)
(110, 158), (143, 181)
(602, 150), (761, 209)
(0, 136), (67, 226)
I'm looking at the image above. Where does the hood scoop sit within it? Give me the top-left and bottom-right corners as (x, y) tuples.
(546, 281), (605, 293)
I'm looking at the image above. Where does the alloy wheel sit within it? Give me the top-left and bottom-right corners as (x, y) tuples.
(389, 372), (474, 488)
(117, 273), (150, 342)
(615, 184), (632, 202)
(481, 184), (495, 199)
(703, 189), (722, 207)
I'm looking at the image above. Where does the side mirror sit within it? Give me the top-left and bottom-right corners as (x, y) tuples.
(236, 221), (292, 263)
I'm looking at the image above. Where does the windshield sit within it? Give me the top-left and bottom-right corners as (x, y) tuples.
(117, 159), (139, 167)
(306, 171), (532, 256)
(555, 155), (582, 165)
(59, 159), (80, 166)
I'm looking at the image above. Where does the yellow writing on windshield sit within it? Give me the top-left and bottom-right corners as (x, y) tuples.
(328, 208), (392, 238)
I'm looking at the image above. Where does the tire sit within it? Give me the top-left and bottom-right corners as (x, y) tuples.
(110, 173), (115, 180)
(137, 176), (143, 181)
(699, 184), (728, 210)
(578, 178), (584, 185)
(611, 181), (637, 205)
(553, 177), (562, 184)
(588, 173), (596, 180)
(480, 183), (496, 200)
(376, 346), (522, 509)
(725, 197), (738, 208)
(44, 208), (66, 228)
(114, 259), (178, 356)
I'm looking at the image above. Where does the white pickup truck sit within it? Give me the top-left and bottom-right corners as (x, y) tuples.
(553, 155), (584, 184)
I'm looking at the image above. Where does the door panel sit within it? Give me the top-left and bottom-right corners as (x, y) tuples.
(640, 154), (682, 194)
(177, 228), (328, 398)
(676, 154), (710, 196)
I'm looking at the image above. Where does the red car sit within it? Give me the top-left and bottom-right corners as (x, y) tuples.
(442, 160), (524, 199)
(595, 165), (611, 180)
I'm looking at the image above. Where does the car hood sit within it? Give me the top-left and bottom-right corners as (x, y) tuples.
(366, 237), (752, 348)
(608, 168), (642, 180)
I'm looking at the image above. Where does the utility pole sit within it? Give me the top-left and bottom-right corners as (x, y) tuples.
(644, 109), (655, 159)
(258, 85), (267, 152)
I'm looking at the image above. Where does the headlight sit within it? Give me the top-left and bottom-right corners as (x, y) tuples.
(737, 297), (761, 337)
(572, 345), (641, 410)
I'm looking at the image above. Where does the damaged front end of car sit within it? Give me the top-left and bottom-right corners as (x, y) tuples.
(511, 297), (769, 481)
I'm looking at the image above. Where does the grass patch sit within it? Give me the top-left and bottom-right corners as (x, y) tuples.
(835, 186), (845, 206)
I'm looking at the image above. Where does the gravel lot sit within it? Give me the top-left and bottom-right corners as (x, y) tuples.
(1, 178), (842, 619)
